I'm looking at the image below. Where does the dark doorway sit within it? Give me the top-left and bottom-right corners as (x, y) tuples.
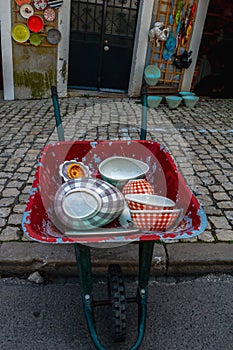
(0, 32), (3, 91)
(68, 0), (139, 92)
(193, 1), (233, 97)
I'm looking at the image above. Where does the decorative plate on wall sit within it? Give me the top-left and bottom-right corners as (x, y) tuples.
(27, 15), (44, 33)
(12, 23), (30, 43)
(19, 4), (34, 19)
(47, 0), (63, 9)
(46, 28), (61, 44)
(29, 33), (42, 46)
(43, 7), (56, 22)
(33, 0), (48, 10)
(15, 0), (31, 6)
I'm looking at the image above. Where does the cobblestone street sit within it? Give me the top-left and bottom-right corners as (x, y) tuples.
(0, 96), (232, 249)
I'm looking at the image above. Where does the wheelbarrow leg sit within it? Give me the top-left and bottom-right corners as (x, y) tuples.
(130, 241), (155, 350)
(75, 244), (106, 350)
(140, 83), (147, 141)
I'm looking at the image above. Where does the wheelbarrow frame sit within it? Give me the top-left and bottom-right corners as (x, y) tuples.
(22, 87), (207, 350)
(75, 241), (154, 350)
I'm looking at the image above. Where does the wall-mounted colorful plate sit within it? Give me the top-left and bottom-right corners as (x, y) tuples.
(15, 0), (31, 6)
(11, 23), (30, 43)
(46, 28), (61, 44)
(19, 4), (34, 19)
(29, 33), (42, 46)
(47, 0), (63, 9)
(44, 7), (56, 22)
(27, 15), (44, 33)
(33, 0), (48, 10)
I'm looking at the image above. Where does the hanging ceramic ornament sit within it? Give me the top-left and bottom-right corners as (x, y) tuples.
(175, 0), (183, 25)
(169, 0), (174, 25)
(162, 32), (177, 61)
(183, 1), (197, 44)
(149, 22), (169, 46)
(173, 50), (192, 69)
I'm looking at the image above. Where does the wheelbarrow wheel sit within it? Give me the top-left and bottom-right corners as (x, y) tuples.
(107, 264), (127, 342)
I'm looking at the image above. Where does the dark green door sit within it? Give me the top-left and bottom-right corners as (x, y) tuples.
(68, 0), (139, 92)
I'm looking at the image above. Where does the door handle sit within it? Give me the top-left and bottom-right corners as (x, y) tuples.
(103, 45), (110, 51)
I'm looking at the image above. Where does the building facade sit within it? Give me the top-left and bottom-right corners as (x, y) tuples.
(0, 0), (210, 100)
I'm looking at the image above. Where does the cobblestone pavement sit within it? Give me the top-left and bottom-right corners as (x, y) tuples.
(0, 96), (232, 247)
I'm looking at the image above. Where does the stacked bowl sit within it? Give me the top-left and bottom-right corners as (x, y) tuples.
(122, 180), (182, 232)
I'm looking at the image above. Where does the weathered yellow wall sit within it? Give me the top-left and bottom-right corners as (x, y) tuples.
(13, 43), (57, 99)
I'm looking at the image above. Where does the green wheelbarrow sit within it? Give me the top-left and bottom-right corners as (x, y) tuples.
(22, 87), (207, 349)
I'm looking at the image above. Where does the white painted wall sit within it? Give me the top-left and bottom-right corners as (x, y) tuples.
(128, 0), (154, 97)
(57, 0), (71, 97)
(0, 0), (14, 100)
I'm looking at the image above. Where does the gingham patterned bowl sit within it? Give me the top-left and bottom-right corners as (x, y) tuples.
(54, 178), (125, 230)
(122, 179), (155, 196)
(125, 194), (175, 211)
(130, 209), (182, 232)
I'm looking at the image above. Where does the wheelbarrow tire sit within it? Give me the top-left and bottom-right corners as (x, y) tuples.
(107, 264), (127, 342)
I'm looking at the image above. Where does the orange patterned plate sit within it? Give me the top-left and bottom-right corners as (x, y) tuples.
(15, 0), (31, 6)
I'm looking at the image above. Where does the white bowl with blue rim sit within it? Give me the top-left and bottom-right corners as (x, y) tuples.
(98, 156), (149, 189)
(182, 95), (199, 108)
(54, 178), (125, 230)
(147, 95), (163, 108)
(144, 65), (161, 86)
(165, 95), (182, 109)
(179, 91), (195, 96)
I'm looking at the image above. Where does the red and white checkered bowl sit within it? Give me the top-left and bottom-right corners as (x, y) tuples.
(122, 179), (154, 196)
(130, 209), (182, 232)
(125, 194), (175, 211)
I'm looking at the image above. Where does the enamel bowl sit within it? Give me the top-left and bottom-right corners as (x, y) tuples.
(125, 194), (175, 211)
(54, 178), (125, 230)
(147, 95), (163, 108)
(166, 96), (182, 109)
(130, 209), (182, 232)
(99, 156), (149, 188)
(183, 95), (199, 108)
(144, 65), (161, 86)
(179, 91), (195, 96)
(122, 179), (155, 196)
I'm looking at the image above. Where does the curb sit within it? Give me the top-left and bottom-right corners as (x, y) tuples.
(1, 242), (233, 277)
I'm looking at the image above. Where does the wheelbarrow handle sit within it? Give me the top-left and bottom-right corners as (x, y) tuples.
(51, 86), (65, 142)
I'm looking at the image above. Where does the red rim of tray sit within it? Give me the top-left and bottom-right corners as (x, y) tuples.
(27, 15), (44, 33)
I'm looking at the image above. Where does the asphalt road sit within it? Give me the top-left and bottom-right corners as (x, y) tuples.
(0, 273), (232, 350)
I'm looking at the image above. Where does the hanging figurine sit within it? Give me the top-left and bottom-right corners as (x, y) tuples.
(149, 22), (170, 46)
(182, 1), (197, 45)
(175, 0), (183, 25)
(173, 50), (192, 69)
